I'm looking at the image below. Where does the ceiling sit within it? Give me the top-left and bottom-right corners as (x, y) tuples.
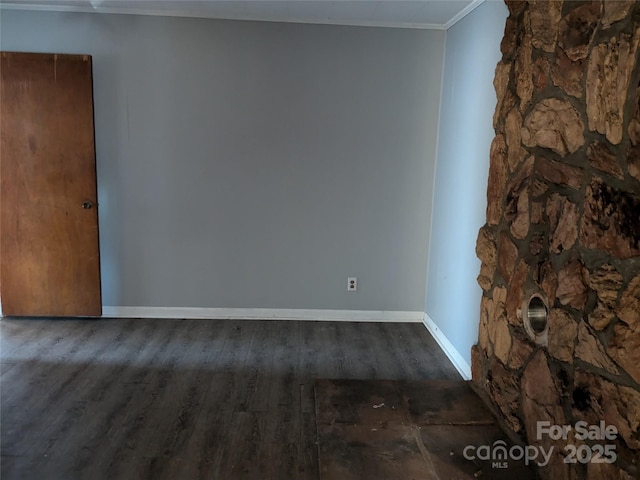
(0, 0), (485, 29)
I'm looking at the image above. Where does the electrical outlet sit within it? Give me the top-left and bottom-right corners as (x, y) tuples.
(347, 277), (357, 292)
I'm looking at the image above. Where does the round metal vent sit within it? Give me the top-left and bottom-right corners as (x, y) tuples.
(522, 293), (549, 345)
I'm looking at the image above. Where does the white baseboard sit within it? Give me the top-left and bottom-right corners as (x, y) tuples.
(423, 313), (472, 380)
(101, 306), (424, 323)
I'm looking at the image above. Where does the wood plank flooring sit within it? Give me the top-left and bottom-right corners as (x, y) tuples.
(1, 318), (460, 480)
(315, 379), (538, 480)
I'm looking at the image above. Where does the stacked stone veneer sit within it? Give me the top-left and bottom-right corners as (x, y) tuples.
(473, 1), (640, 479)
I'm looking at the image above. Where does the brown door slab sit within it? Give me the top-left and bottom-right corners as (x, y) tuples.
(1, 52), (101, 316)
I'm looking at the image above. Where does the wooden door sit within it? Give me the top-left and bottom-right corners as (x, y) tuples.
(1, 52), (102, 317)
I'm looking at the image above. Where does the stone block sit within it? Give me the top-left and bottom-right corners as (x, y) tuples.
(551, 48), (583, 98)
(608, 320), (640, 384)
(558, 1), (602, 61)
(521, 350), (568, 477)
(573, 370), (640, 451)
(528, 0), (562, 53)
(479, 295), (491, 354)
(487, 356), (522, 432)
(476, 226), (497, 291)
(492, 315), (512, 365)
(471, 344), (485, 384)
(557, 260), (588, 309)
(629, 146), (640, 183)
(497, 231), (519, 284)
(618, 274), (640, 326)
(580, 178), (640, 258)
(539, 260), (558, 307)
(501, 15), (519, 57)
(487, 134), (508, 225)
(576, 323), (619, 375)
(515, 26), (533, 109)
(533, 55), (549, 93)
(588, 304), (616, 331)
(546, 194), (579, 254)
(601, 0), (636, 29)
(506, 260), (529, 325)
(586, 31), (640, 145)
(507, 333), (535, 370)
(535, 157), (584, 189)
(547, 309), (577, 363)
(608, 274), (640, 383)
(522, 98), (585, 156)
(587, 141), (624, 180)
(506, 107), (526, 170)
(585, 264), (623, 307)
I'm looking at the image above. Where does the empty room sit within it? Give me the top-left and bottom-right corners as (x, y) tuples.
(1, 1), (639, 479)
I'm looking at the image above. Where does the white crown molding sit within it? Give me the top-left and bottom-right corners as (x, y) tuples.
(0, 1), (481, 30)
(444, 0), (485, 30)
(101, 306), (424, 323)
(423, 312), (471, 380)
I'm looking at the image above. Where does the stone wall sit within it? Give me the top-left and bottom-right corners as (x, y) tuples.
(473, 1), (640, 478)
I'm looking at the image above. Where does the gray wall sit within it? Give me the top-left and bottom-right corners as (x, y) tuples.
(1, 10), (445, 311)
(425, 1), (508, 362)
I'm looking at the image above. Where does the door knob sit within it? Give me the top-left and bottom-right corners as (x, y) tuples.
(81, 201), (94, 209)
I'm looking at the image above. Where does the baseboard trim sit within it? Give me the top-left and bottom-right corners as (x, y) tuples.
(101, 306), (424, 323)
(423, 313), (472, 380)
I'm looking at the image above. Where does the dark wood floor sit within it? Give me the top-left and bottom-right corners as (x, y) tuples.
(315, 379), (538, 480)
(0, 318), (460, 480)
